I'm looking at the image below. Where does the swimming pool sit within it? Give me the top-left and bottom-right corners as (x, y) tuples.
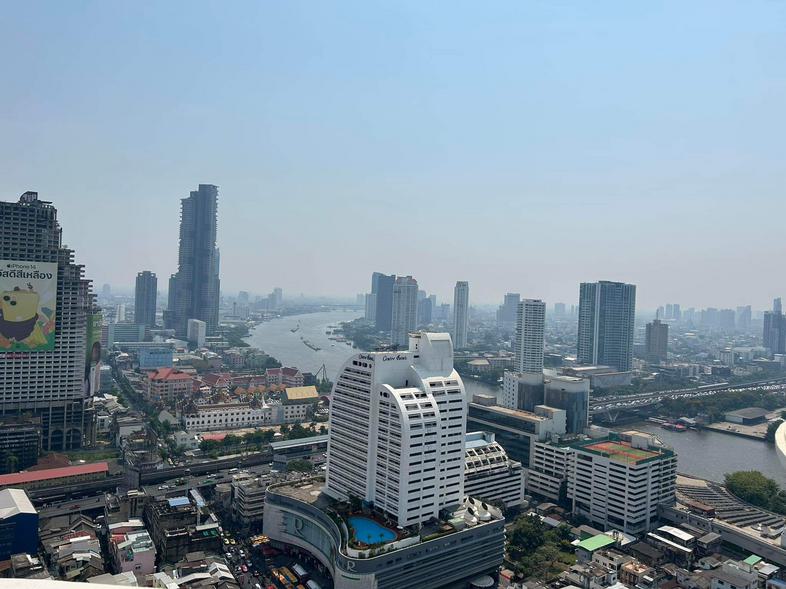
(347, 516), (397, 545)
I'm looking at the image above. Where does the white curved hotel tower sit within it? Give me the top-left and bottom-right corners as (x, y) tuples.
(325, 332), (467, 528)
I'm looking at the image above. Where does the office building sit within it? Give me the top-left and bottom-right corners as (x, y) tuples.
(544, 375), (590, 434)
(134, 271), (157, 328)
(390, 276), (418, 347)
(568, 431), (677, 534)
(106, 323), (146, 346)
(645, 318), (669, 363)
(501, 371), (544, 412)
(417, 293), (433, 327)
(0, 419), (41, 474)
(496, 293), (520, 331)
(452, 281), (469, 348)
(464, 431), (526, 508)
(264, 332), (504, 589)
(0, 191), (95, 450)
(0, 489), (38, 560)
(764, 298), (785, 354)
(325, 332), (466, 526)
(165, 184), (221, 337)
(370, 272), (395, 332)
(554, 302), (567, 317)
(467, 402), (566, 467)
(736, 305), (752, 332)
(515, 299), (546, 373)
(363, 292), (376, 322)
(186, 318), (206, 348)
(272, 287), (283, 309)
(577, 281), (636, 372)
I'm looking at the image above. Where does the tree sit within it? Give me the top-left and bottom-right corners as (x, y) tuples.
(766, 420), (783, 443)
(725, 471), (782, 512)
(286, 459), (314, 473)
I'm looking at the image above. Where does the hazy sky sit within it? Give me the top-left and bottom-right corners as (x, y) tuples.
(2, 1), (785, 309)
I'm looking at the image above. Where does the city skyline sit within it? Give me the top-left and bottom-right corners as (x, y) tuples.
(2, 1), (786, 308)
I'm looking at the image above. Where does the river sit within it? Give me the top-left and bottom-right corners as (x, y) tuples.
(245, 312), (785, 487)
(244, 310), (364, 379)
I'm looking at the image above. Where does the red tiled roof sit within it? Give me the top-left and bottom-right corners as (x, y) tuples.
(0, 462), (109, 486)
(148, 367), (192, 382)
(282, 367), (300, 376)
(201, 433), (227, 442)
(266, 368), (281, 375)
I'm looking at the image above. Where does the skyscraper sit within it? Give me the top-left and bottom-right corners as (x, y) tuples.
(164, 185), (221, 337)
(391, 276), (418, 347)
(736, 305), (752, 332)
(0, 191), (95, 450)
(452, 281), (469, 349)
(514, 299), (545, 373)
(496, 292), (520, 331)
(325, 332), (467, 527)
(134, 271), (157, 328)
(577, 281), (636, 372)
(763, 298), (785, 354)
(645, 318), (669, 363)
(371, 272), (395, 332)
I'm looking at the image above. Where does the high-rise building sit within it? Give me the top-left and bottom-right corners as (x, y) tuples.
(515, 299), (545, 373)
(452, 281), (469, 349)
(134, 271), (157, 328)
(554, 302), (566, 317)
(164, 184), (220, 337)
(187, 319), (207, 348)
(496, 293), (520, 331)
(363, 292), (376, 322)
(417, 294), (433, 327)
(325, 332), (467, 526)
(672, 303), (681, 321)
(577, 281), (636, 372)
(568, 431), (677, 534)
(736, 305), (752, 332)
(272, 287), (283, 309)
(763, 297), (785, 354)
(544, 375), (590, 434)
(645, 318), (669, 363)
(391, 276), (418, 347)
(0, 191), (95, 450)
(370, 272), (395, 332)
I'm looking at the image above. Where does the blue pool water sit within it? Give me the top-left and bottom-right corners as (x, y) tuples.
(348, 516), (397, 544)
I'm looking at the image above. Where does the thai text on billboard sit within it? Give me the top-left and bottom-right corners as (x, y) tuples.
(0, 260), (58, 352)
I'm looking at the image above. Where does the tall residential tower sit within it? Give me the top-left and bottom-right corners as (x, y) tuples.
(452, 281), (469, 349)
(391, 276), (418, 347)
(164, 185), (221, 337)
(577, 281), (636, 372)
(134, 271), (157, 328)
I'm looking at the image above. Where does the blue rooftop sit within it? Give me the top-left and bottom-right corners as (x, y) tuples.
(168, 496), (190, 508)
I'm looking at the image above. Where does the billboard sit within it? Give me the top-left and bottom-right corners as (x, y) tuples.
(84, 312), (103, 395)
(0, 260), (58, 352)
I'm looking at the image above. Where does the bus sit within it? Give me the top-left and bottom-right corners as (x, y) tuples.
(280, 567), (299, 586)
(292, 564), (309, 582)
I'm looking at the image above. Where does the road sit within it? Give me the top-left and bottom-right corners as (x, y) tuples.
(142, 464), (272, 498)
(38, 494), (106, 517)
(590, 377), (786, 414)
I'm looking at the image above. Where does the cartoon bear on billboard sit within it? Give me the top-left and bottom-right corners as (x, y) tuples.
(0, 284), (48, 348)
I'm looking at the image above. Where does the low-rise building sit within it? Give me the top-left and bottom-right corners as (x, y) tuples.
(0, 489), (38, 560)
(464, 431), (526, 508)
(108, 520), (156, 576)
(181, 403), (271, 432)
(265, 367), (304, 388)
(0, 463), (109, 492)
(146, 368), (193, 406)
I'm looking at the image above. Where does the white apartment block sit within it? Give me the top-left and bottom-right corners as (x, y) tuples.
(568, 432), (678, 534)
(527, 441), (574, 501)
(325, 332), (467, 527)
(515, 299), (545, 373)
(464, 431), (526, 507)
(182, 403), (271, 432)
(452, 281), (469, 349)
(232, 475), (268, 523)
(187, 318), (207, 347)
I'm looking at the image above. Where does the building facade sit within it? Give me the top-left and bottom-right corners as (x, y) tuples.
(577, 281), (636, 372)
(515, 299), (546, 373)
(134, 271), (157, 328)
(390, 276), (418, 348)
(371, 272), (395, 332)
(452, 281), (469, 349)
(0, 191), (95, 450)
(325, 332), (467, 527)
(645, 319), (669, 363)
(165, 185), (221, 337)
(464, 431), (526, 507)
